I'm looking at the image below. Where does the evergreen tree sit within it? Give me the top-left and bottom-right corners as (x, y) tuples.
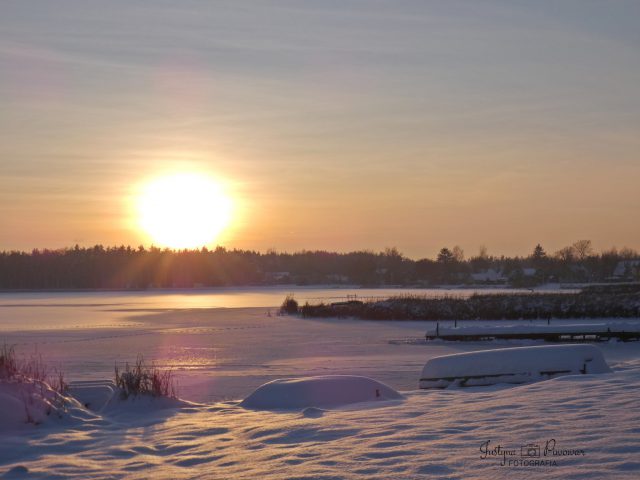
(437, 248), (454, 263)
(532, 244), (546, 260)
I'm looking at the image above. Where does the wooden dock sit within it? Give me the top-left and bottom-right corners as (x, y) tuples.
(425, 330), (640, 342)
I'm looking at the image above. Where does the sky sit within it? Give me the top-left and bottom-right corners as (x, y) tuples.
(1, 0), (639, 259)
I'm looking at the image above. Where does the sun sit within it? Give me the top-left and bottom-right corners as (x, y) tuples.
(137, 172), (233, 249)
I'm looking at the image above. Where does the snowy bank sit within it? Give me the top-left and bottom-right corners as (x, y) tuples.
(419, 344), (611, 389)
(4, 362), (640, 479)
(68, 380), (118, 411)
(241, 375), (403, 410)
(0, 378), (190, 431)
(301, 291), (640, 320)
(68, 379), (190, 416)
(0, 379), (85, 430)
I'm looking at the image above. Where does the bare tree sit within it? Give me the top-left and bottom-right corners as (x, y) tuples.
(555, 246), (575, 262)
(452, 245), (465, 262)
(619, 246), (639, 259)
(572, 240), (593, 261)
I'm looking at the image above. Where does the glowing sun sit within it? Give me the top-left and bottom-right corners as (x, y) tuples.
(137, 172), (232, 249)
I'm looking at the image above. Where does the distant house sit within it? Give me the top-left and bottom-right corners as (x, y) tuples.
(471, 268), (507, 283)
(613, 260), (640, 279)
(265, 271), (291, 283)
(508, 267), (541, 287)
(326, 273), (349, 284)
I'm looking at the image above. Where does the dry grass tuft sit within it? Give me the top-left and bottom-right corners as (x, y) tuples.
(115, 355), (176, 399)
(1, 344), (69, 424)
(1, 344), (67, 393)
(279, 294), (299, 315)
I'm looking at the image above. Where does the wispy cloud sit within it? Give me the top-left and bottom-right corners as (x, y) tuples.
(1, 1), (639, 254)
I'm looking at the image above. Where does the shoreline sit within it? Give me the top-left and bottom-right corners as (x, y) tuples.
(0, 282), (598, 294)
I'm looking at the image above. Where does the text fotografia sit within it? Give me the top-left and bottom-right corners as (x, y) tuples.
(479, 439), (586, 467)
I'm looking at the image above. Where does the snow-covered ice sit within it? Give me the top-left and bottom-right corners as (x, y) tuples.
(1, 290), (640, 478)
(2, 360), (640, 478)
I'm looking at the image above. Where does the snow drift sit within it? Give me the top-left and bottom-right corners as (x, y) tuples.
(1, 379), (188, 431)
(0, 379), (85, 430)
(419, 344), (611, 389)
(68, 380), (118, 412)
(68, 379), (189, 416)
(241, 375), (403, 410)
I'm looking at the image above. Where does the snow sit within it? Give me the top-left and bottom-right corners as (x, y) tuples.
(0, 379), (191, 433)
(0, 379), (85, 430)
(1, 291), (640, 478)
(419, 344), (611, 389)
(241, 375), (403, 410)
(1, 361), (640, 478)
(68, 380), (118, 411)
(427, 322), (640, 337)
(67, 380), (190, 415)
(0, 389), (27, 428)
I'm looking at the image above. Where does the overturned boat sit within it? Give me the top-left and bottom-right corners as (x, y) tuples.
(419, 344), (611, 389)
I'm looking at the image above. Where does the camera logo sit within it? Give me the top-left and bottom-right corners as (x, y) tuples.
(521, 444), (541, 458)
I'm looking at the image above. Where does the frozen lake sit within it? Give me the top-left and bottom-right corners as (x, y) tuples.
(0, 286), (560, 328)
(2, 289), (640, 479)
(1, 288), (637, 403)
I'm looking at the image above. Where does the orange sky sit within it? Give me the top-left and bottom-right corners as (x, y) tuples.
(1, 1), (639, 258)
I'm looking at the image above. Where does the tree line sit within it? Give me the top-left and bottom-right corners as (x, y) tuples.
(0, 241), (637, 290)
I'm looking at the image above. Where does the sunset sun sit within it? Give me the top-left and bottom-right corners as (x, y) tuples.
(137, 172), (232, 249)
